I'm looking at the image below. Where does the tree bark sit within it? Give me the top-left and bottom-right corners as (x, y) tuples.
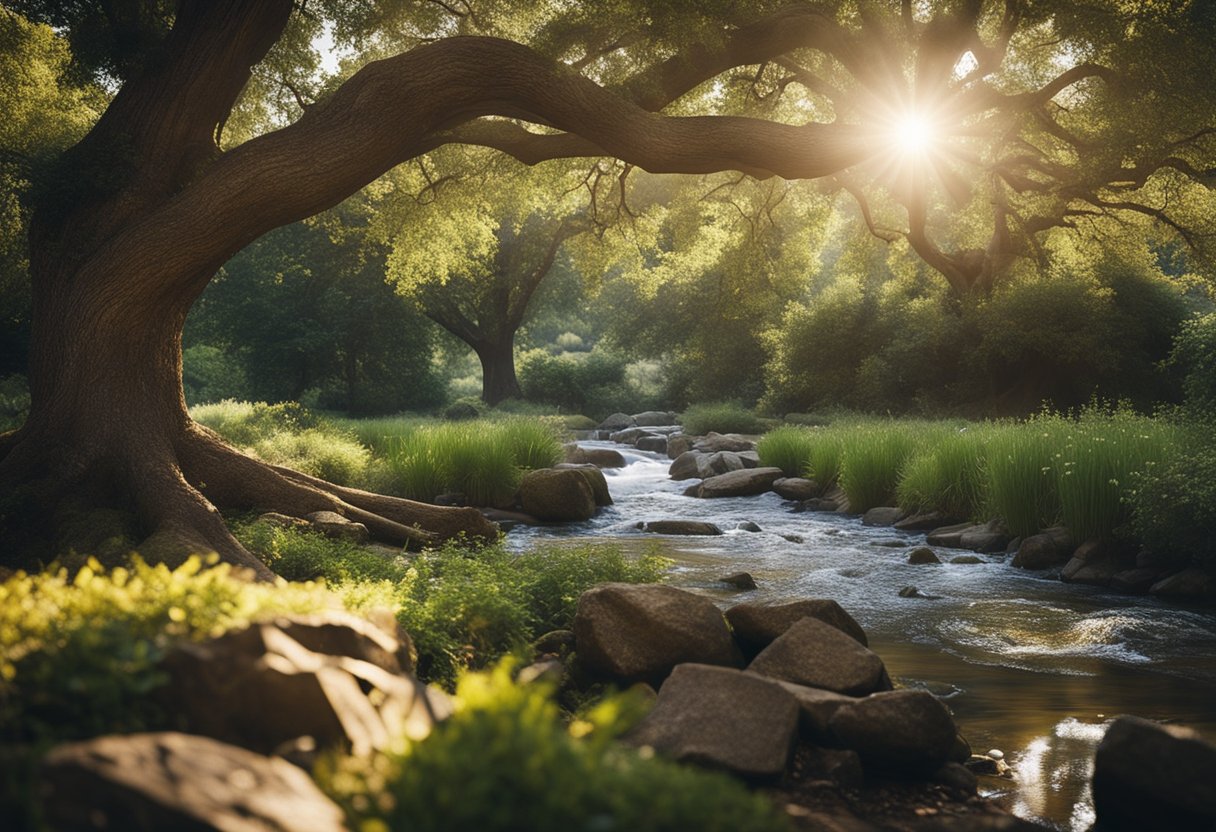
(477, 338), (522, 406)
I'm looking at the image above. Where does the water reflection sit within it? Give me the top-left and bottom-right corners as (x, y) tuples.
(507, 443), (1216, 827)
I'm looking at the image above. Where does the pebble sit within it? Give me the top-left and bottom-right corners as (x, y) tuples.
(986, 749), (1004, 760)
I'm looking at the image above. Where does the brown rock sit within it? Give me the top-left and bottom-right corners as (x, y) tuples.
(518, 468), (597, 521)
(718, 571), (757, 590)
(697, 467), (784, 498)
(908, 547), (941, 565)
(668, 450), (704, 481)
(828, 689), (958, 775)
(625, 664), (798, 780)
(642, 520), (723, 536)
(894, 511), (953, 531)
(553, 463), (613, 506)
(1150, 568), (1215, 600)
(40, 732), (346, 832)
(574, 584), (743, 684)
(747, 617), (890, 696)
(862, 507), (906, 526)
(772, 477), (819, 501)
(726, 599), (869, 650)
(305, 510), (370, 543)
(667, 435), (694, 459)
(1012, 528), (1073, 569)
(766, 679), (856, 741)
(562, 444), (626, 468)
(693, 432), (758, 453)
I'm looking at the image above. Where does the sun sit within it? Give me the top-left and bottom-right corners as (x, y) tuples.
(893, 112), (936, 156)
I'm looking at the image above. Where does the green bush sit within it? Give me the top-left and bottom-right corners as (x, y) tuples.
(518, 349), (628, 415)
(397, 541), (669, 688)
(0, 556), (342, 745)
(191, 399), (322, 446)
(250, 429), (371, 486)
(235, 521), (411, 584)
(181, 345), (251, 406)
(1169, 312), (1216, 413)
(319, 662), (789, 832)
(680, 401), (764, 436)
(1130, 420), (1216, 569)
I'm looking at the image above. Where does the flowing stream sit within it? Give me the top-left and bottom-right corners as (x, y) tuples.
(506, 442), (1216, 831)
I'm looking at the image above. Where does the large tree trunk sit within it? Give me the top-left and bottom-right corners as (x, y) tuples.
(477, 338), (522, 406)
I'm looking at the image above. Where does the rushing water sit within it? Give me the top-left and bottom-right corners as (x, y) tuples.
(506, 442), (1216, 830)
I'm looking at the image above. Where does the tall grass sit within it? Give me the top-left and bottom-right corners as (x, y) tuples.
(383, 418), (564, 505)
(805, 430), (845, 488)
(897, 428), (990, 520)
(981, 421), (1061, 538)
(756, 426), (815, 477)
(837, 422), (948, 512)
(679, 401), (765, 435)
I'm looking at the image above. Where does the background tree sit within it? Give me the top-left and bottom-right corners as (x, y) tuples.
(2, 0), (1213, 572)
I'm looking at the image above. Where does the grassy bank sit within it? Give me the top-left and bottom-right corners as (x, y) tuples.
(757, 409), (1177, 542)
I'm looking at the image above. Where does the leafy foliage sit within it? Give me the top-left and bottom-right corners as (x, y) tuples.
(319, 662), (789, 832)
(1130, 418), (1216, 570)
(679, 402), (765, 436)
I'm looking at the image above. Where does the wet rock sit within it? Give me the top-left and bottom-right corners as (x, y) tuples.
(158, 620), (450, 756)
(950, 555), (983, 565)
(736, 520), (762, 532)
(748, 618), (890, 696)
(925, 521), (975, 548)
(799, 497), (839, 512)
(959, 520), (1011, 553)
(1092, 716), (1216, 830)
(726, 598), (869, 650)
(1061, 539), (1132, 586)
(598, 412), (635, 431)
(625, 664), (798, 781)
(895, 511), (954, 531)
(1012, 527), (1074, 569)
(610, 427), (651, 444)
(635, 435), (669, 453)
(574, 584), (743, 684)
(666, 434), (694, 458)
(898, 585), (938, 599)
(40, 732), (346, 832)
(562, 444), (626, 468)
(668, 451), (704, 481)
(698, 467), (784, 498)
(862, 506), (906, 527)
(693, 432), (757, 454)
(965, 754), (1011, 776)
(828, 690), (958, 775)
(907, 547), (941, 565)
(1110, 567), (1160, 594)
(1149, 568), (1214, 600)
(553, 463), (613, 507)
(873, 539), (907, 548)
(719, 572), (757, 590)
(518, 468), (597, 522)
(781, 533), (805, 544)
(933, 762), (979, 796)
(702, 450), (747, 476)
(772, 477), (819, 501)
(305, 510), (370, 544)
(642, 520), (723, 536)
(633, 410), (677, 427)
(682, 482), (704, 497)
(823, 484), (851, 514)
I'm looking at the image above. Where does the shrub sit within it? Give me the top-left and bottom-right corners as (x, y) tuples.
(1130, 422), (1216, 569)
(757, 426), (814, 477)
(250, 429), (371, 486)
(444, 396), (486, 421)
(1169, 312), (1216, 413)
(680, 401), (764, 436)
(181, 344), (250, 406)
(396, 541), (669, 688)
(190, 399), (322, 446)
(0, 556), (343, 745)
(518, 349), (628, 415)
(319, 662), (789, 832)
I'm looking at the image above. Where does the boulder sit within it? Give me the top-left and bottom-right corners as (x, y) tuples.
(667, 434), (694, 458)
(625, 664), (799, 780)
(1092, 716), (1216, 830)
(736, 520), (762, 532)
(726, 599), (869, 650)
(894, 511), (954, 531)
(747, 617), (890, 696)
(693, 432), (757, 454)
(736, 451), (761, 468)
(668, 451), (704, 481)
(772, 477), (818, 501)
(701, 450), (746, 476)
(599, 412), (635, 431)
(1149, 568), (1215, 600)
(39, 732), (346, 832)
(1110, 568), (1160, 594)
(898, 585), (938, 599)
(862, 507), (906, 527)
(158, 619), (450, 756)
(553, 463), (613, 506)
(1012, 527), (1073, 569)
(1061, 539), (1131, 585)
(719, 572), (757, 590)
(633, 410), (677, 427)
(305, 510), (370, 544)
(269, 611), (410, 676)
(635, 435), (669, 453)
(642, 520), (723, 536)
(698, 467), (784, 498)
(518, 468), (597, 521)
(926, 521), (978, 548)
(908, 547), (941, 565)
(823, 484), (851, 513)
(574, 584), (743, 684)
(766, 679), (856, 741)
(562, 444), (626, 468)
(828, 690), (958, 775)
(950, 555), (983, 565)
(959, 519), (1011, 553)
(610, 427), (650, 444)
